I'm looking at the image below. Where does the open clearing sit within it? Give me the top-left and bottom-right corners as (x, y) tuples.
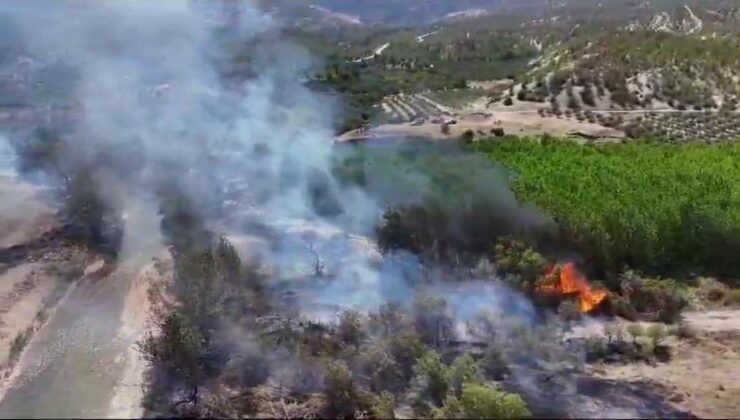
(339, 109), (624, 142)
(590, 310), (740, 419)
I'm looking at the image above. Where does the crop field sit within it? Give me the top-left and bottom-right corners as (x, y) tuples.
(472, 138), (740, 276)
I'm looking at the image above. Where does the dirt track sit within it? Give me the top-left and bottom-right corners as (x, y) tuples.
(0, 258), (154, 418)
(0, 182), (164, 418)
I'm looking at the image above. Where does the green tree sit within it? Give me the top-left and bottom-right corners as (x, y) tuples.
(389, 332), (427, 381)
(139, 311), (204, 404)
(370, 391), (396, 419)
(458, 382), (531, 418)
(324, 360), (367, 418)
(414, 351), (450, 406)
(447, 354), (481, 396)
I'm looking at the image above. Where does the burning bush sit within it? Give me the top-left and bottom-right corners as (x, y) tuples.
(536, 262), (608, 314)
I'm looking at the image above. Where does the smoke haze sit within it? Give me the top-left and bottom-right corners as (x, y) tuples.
(0, 0), (545, 326)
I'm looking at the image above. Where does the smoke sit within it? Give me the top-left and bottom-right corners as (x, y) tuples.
(0, 0), (546, 326)
(0, 134), (16, 179)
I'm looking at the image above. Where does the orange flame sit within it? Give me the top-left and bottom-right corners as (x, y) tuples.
(538, 262), (607, 313)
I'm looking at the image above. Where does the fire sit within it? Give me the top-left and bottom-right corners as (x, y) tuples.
(538, 262), (607, 313)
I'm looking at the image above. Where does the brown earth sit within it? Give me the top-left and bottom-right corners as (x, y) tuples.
(590, 311), (740, 419)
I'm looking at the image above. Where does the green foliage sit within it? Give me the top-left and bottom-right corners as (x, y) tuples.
(140, 311), (205, 390)
(370, 391), (396, 419)
(360, 344), (403, 393)
(457, 382), (531, 419)
(535, 29), (740, 111)
(472, 139), (740, 277)
(309, 26), (535, 131)
(432, 395), (466, 419)
(494, 237), (548, 290)
(414, 351), (450, 406)
(619, 272), (688, 323)
(389, 332), (427, 381)
(646, 324), (667, 346)
(337, 143), (549, 262)
(447, 354), (481, 396)
(324, 360), (368, 418)
(626, 323), (645, 342)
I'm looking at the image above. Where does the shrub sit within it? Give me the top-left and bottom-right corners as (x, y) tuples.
(389, 332), (427, 381)
(493, 238), (548, 291)
(638, 338), (655, 359)
(697, 278), (730, 306)
(324, 360), (368, 418)
(8, 328), (32, 364)
(432, 395), (465, 419)
(360, 344), (403, 392)
(139, 311), (206, 395)
(626, 323), (645, 343)
(414, 351), (450, 406)
(620, 273), (688, 323)
(646, 324), (667, 346)
(447, 354), (481, 396)
(503, 97), (514, 106)
(337, 310), (365, 347)
(461, 129), (475, 144)
(370, 391), (396, 419)
(458, 383), (531, 418)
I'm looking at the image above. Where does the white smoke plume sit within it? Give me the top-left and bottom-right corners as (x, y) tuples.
(1, 0), (537, 321)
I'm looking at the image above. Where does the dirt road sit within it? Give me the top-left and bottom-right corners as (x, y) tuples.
(0, 190), (164, 419)
(0, 258), (151, 418)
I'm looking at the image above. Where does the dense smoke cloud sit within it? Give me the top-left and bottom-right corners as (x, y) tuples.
(0, 0), (541, 320)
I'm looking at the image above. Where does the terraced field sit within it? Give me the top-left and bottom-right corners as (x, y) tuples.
(378, 92), (457, 123)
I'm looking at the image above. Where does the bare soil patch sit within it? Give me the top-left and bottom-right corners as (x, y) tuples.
(592, 311), (740, 419)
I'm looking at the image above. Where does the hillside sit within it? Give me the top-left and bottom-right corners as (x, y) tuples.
(260, 0), (503, 28)
(312, 0), (740, 141)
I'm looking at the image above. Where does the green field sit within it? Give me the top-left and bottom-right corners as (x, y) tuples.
(472, 138), (740, 277)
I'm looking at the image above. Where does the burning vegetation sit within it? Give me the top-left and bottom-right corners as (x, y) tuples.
(537, 262), (608, 313)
